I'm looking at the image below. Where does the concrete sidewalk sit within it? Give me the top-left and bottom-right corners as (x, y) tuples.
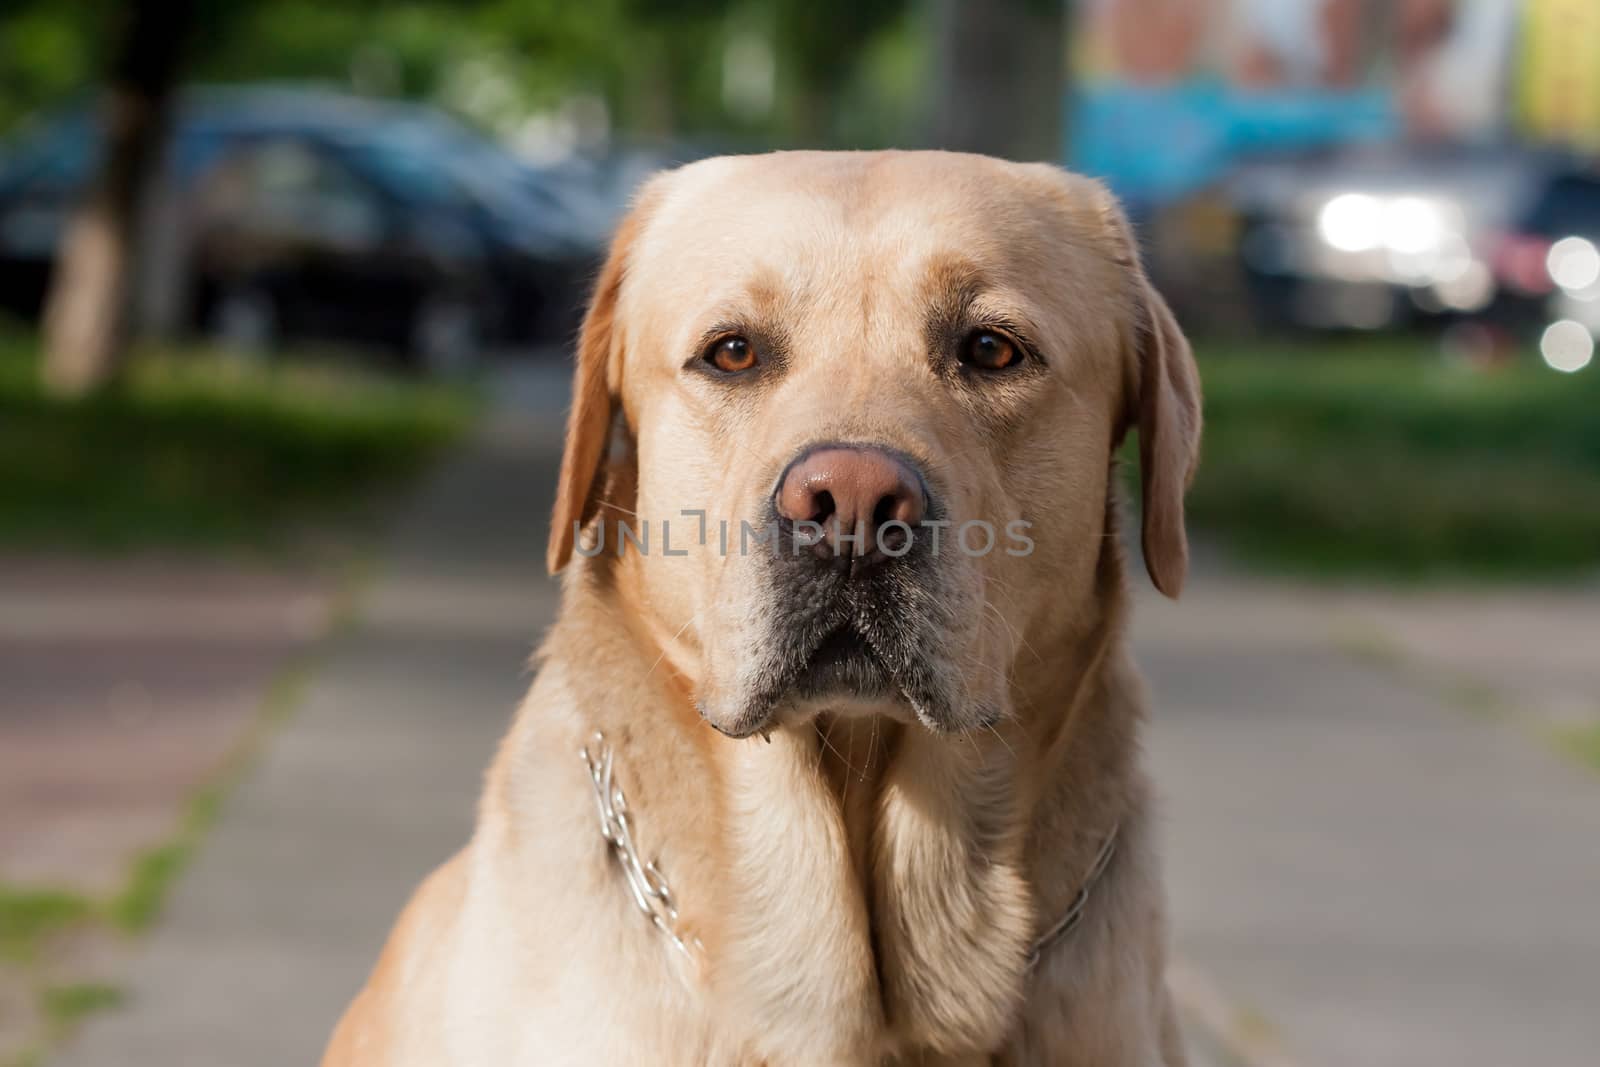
(0, 560), (332, 895)
(1139, 577), (1600, 1067)
(52, 362), (570, 1067)
(0, 559), (335, 1065)
(50, 360), (1599, 1066)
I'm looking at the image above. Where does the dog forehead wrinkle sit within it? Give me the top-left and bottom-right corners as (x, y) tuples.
(649, 163), (947, 289)
(744, 268), (786, 316)
(922, 251), (988, 309)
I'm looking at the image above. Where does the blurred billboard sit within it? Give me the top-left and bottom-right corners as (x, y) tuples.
(1068, 0), (1600, 213)
(1516, 0), (1600, 147)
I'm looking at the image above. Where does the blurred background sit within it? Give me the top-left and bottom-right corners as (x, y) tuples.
(0, 3), (1596, 1067)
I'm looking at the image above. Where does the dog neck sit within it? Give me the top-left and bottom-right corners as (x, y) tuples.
(533, 514), (1139, 1063)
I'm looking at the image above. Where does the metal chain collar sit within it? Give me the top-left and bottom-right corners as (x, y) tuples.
(1024, 824), (1119, 970)
(582, 732), (699, 961)
(584, 730), (1117, 973)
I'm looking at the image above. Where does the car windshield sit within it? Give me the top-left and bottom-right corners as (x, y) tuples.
(344, 134), (466, 208)
(396, 119), (541, 214)
(1523, 175), (1600, 239)
(0, 112), (95, 193)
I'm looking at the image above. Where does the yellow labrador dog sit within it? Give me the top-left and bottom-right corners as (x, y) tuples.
(324, 150), (1200, 1066)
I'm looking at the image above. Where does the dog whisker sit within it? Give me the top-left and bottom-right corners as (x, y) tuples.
(982, 596), (1041, 664)
(814, 719), (857, 789)
(963, 656), (1013, 687)
(592, 498), (643, 519)
(839, 717), (853, 805)
(983, 720), (1016, 761)
(642, 609), (704, 682)
(864, 717), (878, 783)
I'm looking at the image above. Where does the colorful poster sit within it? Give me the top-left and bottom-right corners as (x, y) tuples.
(1517, 0), (1600, 145)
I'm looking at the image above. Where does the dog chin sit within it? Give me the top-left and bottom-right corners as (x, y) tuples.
(698, 619), (1001, 739)
(701, 678), (995, 740)
(778, 688), (918, 725)
(697, 681), (914, 740)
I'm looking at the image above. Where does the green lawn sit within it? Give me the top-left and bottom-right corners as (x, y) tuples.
(0, 332), (475, 554)
(1183, 340), (1600, 581)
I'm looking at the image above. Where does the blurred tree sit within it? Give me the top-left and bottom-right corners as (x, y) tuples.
(0, 4), (98, 133)
(769, 0), (911, 143)
(187, 2), (491, 101)
(929, 0), (1067, 160)
(832, 7), (933, 148)
(41, 0), (194, 396)
(1, 1), (937, 159)
(472, 0), (918, 146)
(7, 0), (940, 394)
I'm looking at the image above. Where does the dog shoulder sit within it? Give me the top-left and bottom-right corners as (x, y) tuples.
(322, 848), (472, 1066)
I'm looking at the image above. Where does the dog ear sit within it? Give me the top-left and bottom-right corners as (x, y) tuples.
(1091, 186), (1201, 598)
(1131, 276), (1201, 598)
(547, 195), (652, 574)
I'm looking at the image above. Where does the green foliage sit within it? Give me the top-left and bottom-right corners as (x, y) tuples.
(834, 8), (931, 147)
(189, 2), (492, 100)
(1181, 341), (1600, 580)
(108, 842), (189, 934)
(0, 0), (921, 146)
(0, 887), (95, 963)
(767, 0), (914, 140)
(0, 4), (101, 131)
(1554, 721), (1600, 775)
(40, 983), (124, 1029)
(0, 331), (475, 554)
(108, 776), (228, 932)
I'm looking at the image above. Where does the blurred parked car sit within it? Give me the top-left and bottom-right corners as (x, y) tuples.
(1225, 141), (1573, 332)
(187, 133), (492, 374)
(1485, 167), (1600, 372)
(0, 86), (615, 370)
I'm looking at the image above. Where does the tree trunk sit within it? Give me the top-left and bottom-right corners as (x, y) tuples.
(41, 0), (191, 397)
(929, 0), (1068, 161)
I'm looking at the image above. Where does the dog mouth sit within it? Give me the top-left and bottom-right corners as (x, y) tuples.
(703, 612), (919, 739)
(701, 552), (999, 739)
(790, 623), (895, 702)
(752, 604), (972, 732)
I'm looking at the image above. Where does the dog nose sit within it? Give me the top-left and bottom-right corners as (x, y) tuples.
(774, 446), (927, 564)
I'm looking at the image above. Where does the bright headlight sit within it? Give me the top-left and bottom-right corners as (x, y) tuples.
(1382, 197), (1444, 256)
(1317, 193), (1455, 258)
(1546, 236), (1600, 292)
(1318, 193), (1382, 253)
(1541, 319), (1595, 373)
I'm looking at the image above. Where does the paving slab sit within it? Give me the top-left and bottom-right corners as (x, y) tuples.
(1330, 585), (1600, 724)
(50, 361), (569, 1067)
(0, 558), (331, 893)
(1137, 577), (1600, 1067)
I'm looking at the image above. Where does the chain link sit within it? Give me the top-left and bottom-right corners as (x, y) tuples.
(583, 732), (698, 961)
(1025, 825), (1119, 971)
(584, 729), (1111, 974)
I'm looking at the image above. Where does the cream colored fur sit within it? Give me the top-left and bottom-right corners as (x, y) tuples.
(323, 150), (1201, 1066)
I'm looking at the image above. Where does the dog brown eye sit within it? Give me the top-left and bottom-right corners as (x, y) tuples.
(706, 336), (757, 374)
(961, 330), (1021, 371)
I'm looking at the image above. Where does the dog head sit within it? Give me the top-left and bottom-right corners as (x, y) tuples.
(548, 152), (1199, 739)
